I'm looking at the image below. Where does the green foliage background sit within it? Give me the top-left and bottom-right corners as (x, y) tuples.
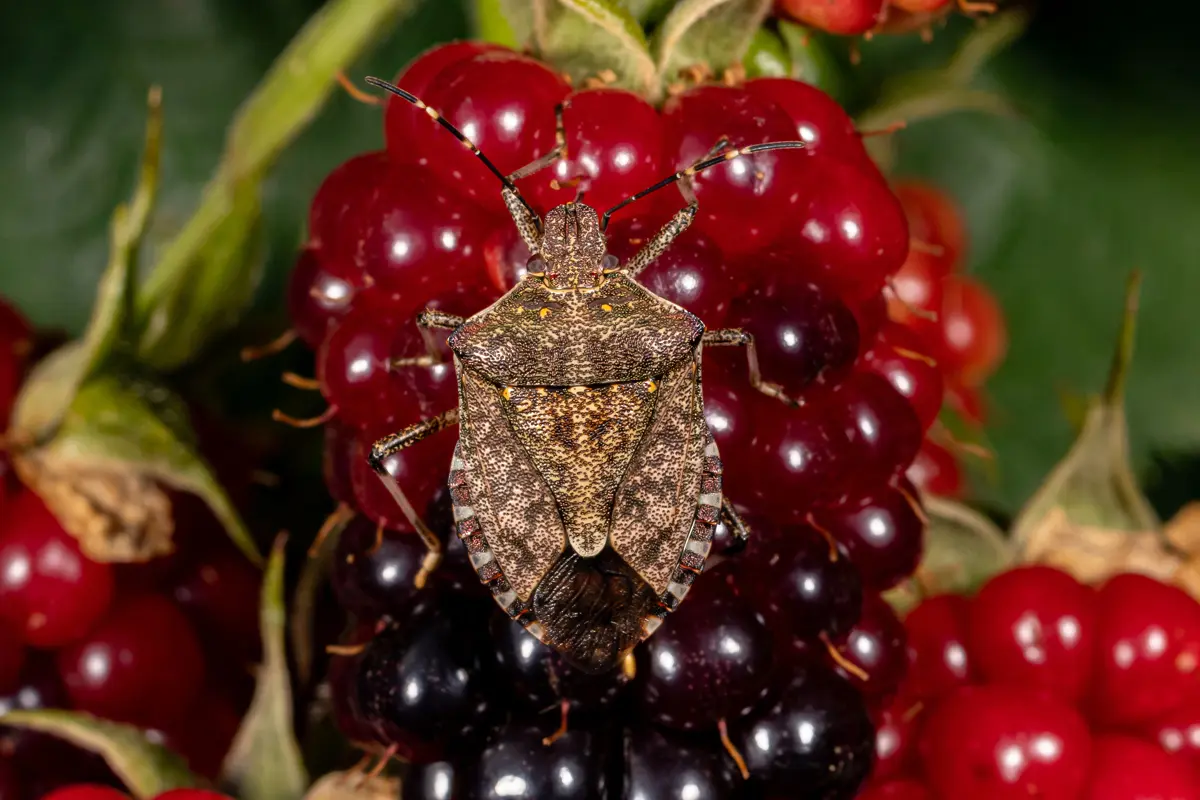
(2, 0), (1197, 515)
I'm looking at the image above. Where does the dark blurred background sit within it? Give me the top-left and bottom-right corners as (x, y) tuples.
(1, 0), (1197, 517)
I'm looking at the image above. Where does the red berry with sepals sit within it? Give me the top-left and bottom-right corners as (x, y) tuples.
(861, 320), (945, 431)
(934, 275), (1008, 386)
(609, 226), (741, 326)
(383, 41), (511, 160)
(903, 592), (974, 702)
(400, 52), (569, 211)
(325, 163), (492, 317)
(57, 593), (205, 730)
(893, 181), (966, 273)
(1142, 700), (1200, 777)
(968, 565), (1097, 706)
(287, 248), (355, 349)
(744, 77), (875, 169)
(1090, 572), (1200, 727)
(918, 685), (1093, 800)
(778, 157), (910, 302)
(872, 694), (923, 782)
(906, 438), (964, 497)
(886, 248), (944, 328)
(307, 150), (390, 270)
(1083, 735), (1199, 800)
(0, 491), (114, 648)
(823, 592), (908, 699)
(524, 87), (666, 216)
(775, 0), (889, 34)
(661, 85), (807, 255)
(857, 779), (934, 800)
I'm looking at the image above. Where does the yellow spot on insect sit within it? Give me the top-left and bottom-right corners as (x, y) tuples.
(601, 303), (613, 312)
(647, 380), (657, 393)
(514, 306), (524, 314)
(724, 150), (739, 160)
(423, 106), (438, 119)
(515, 400), (533, 411)
(502, 387), (513, 400)
(539, 308), (551, 319)
(568, 385), (588, 394)
(537, 387), (548, 396)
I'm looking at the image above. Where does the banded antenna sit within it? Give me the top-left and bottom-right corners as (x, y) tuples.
(364, 76), (540, 225)
(600, 141), (807, 230)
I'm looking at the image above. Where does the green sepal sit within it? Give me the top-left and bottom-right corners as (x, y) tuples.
(497, 0), (656, 95)
(743, 28), (790, 79)
(16, 373), (259, 565)
(0, 710), (199, 799)
(133, 0), (417, 371)
(885, 493), (1014, 616)
(652, 0), (772, 93)
(222, 536), (309, 800)
(1011, 271), (1160, 548)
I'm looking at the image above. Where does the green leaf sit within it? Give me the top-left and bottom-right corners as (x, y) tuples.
(223, 535), (308, 800)
(472, 0), (523, 47)
(520, 0), (657, 95)
(653, 0), (771, 89)
(0, 3), (468, 338)
(133, 0), (416, 371)
(856, 12), (1025, 171)
(885, 3), (1200, 512)
(17, 374), (259, 565)
(743, 28), (790, 79)
(0, 709), (198, 799)
(9, 89), (164, 445)
(1011, 272), (1160, 549)
(777, 22), (847, 101)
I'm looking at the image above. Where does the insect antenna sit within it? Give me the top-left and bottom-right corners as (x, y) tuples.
(363, 76), (539, 223)
(600, 140), (807, 230)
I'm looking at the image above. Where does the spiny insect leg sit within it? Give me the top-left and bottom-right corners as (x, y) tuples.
(499, 104), (566, 253)
(702, 328), (793, 404)
(390, 309), (468, 368)
(368, 409), (460, 587)
(507, 103), (567, 182)
(721, 498), (751, 547)
(618, 139), (728, 278)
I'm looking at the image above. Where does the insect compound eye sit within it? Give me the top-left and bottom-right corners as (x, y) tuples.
(525, 256), (547, 275)
(601, 254), (619, 271)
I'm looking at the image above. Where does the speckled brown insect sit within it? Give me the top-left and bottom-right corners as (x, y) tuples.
(363, 77), (805, 674)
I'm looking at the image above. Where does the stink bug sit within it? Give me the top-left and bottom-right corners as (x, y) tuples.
(363, 76), (805, 674)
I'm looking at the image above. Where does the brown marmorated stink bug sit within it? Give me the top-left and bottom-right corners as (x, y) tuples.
(363, 76), (805, 674)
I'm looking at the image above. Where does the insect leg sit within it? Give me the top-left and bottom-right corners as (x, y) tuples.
(501, 104), (567, 253)
(617, 139), (730, 278)
(389, 309), (468, 368)
(702, 328), (792, 404)
(507, 103), (567, 182)
(720, 498), (751, 547)
(368, 409), (461, 587)
(601, 138), (806, 231)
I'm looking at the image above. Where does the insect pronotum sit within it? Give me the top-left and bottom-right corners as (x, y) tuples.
(363, 76), (805, 674)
